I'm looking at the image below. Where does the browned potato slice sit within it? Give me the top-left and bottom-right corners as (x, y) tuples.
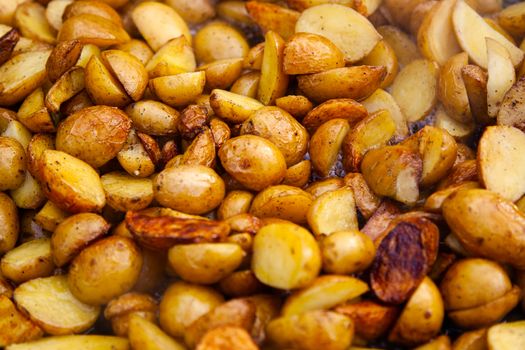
(131, 1), (190, 51)
(101, 172), (153, 212)
(180, 127), (216, 168)
(125, 100), (179, 136)
(58, 14), (130, 46)
(34, 200), (69, 232)
(1, 238), (54, 284)
(499, 2), (525, 37)
(210, 89), (263, 123)
(498, 77), (525, 131)
(343, 173), (381, 219)
(250, 185), (313, 224)
(51, 213), (109, 267)
(199, 58), (243, 90)
(0, 193), (18, 254)
(62, 0), (122, 25)
(15, 2), (56, 44)
(360, 40), (398, 88)
(362, 88), (408, 138)
(184, 299), (256, 348)
(296, 4), (381, 63)
(0, 294), (42, 347)
(168, 243), (244, 284)
(437, 159), (478, 190)
(307, 187), (358, 236)
(417, 0), (461, 65)
(361, 145), (422, 205)
(258, 30), (288, 105)
(453, 0), (523, 69)
(196, 326), (258, 350)
(388, 277), (444, 346)
(74, 43), (100, 69)
(282, 275), (368, 316)
(298, 66), (386, 103)
(391, 59), (438, 122)
(243, 42), (264, 70)
(303, 98), (368, 131)
(114, 39), (153, 66)
(275, 95), (312, 119)
(342, 109), (396, 172)
(128, 315), (186, 350)
(461, 64), (490, 125)
(478, 126), (525, 201)
(56, 105), (131, 168)
(267, 310), (354, 350)
(40, 150), (106, 213)
(101, 49), (148, 101)
(85, 55), (131, 107)
(0, 49), (50, 106)
(377, 25), (422, 67)
(283, 159), (311, 188)
(230, 71), (260, 98)
(413, 335), (451, 350)
(165, 0), (215, 25)
(246, 1), (299, 40)
(253, 222), (321, 290)
(45, 0), (73, 31)
(452, 328), (488, 350)
(117, 129), (155, 178)
(283, 32), (344, 75)
(14, 275), (100, 335)
(45, 66), (85, 113)
(5, 335), (129, 350)
(0, 28), (19, 66)
(487, 38), (516, 118)
(438, 52), (472, 123)
(309, 118), (349, 177)
(487, 321), (525, 349)
(0, 136), (26, 191)
(149, 71), (206, 107)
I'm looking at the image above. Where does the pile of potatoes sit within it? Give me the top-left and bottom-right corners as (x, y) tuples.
(2, 0), (525, 349)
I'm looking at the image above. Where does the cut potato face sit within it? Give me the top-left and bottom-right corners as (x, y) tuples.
(452, 0), (524, 69)
(487, 321), (525, 350)
(101, 172), (153, 212)
(361, 88), (408, 138)
(486, 38), (516, 118)
(498, 77), (525, 132)
(258, 31), (288, 106)
(391, 59), (439, 122)
(14, 275), (100, 335)
(295, 4), (382, 63)
(478, 126), (525, 201)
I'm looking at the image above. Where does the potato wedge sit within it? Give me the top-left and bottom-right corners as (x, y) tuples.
(360, 40), (398, 88)
(391, 59), (438, 122)
(33, 200), (69, 233)
(85, 55), (131, 107)
(101, 49), (148, 101)
(452, 0), (524, 69)
(298, 66), (386, 103)
(461, 64), (490, 125)
(486, 38), (516, 118)
(361, 88), (408, 137)
(5, 335), (129, 350)
(0, 136), (26, 191)
(250, 185), (313, 224)
(283, 32), (345, 75)
(377, 25), (422, 67)
(40, 150), (106, 213)
(45, 0), (73, 31)
(497, 76), (525, 132)
(210, 89), (263, 123)
(309, 118), (350, 177)
(307, 187), (358, 236)
(258, 31), (288, 105)
(45, 40), (83, 82)
(230, 71), (260, 98)
(58, 14), (130, 46)
(499, 2), (525, 37)
(129, 315), (186, 350)
(0, 28), (19, 66)
(417, 0), (461, 65)
(14, 275), (100, 335)
(62, 0), (122, 25)
(438, 52), (472, 123)
(1, 238), (54, 284)
(45, 66), (85, 114)
(199, 58), (243, 90)
(0, 295), (42, 347)
(101, 172), (153, 212)
(125, 100), (179, 136)
(303, 98), (368, 131)
(478, 126), (525, 201)
(115, 39), (153, 66)
(149, 71), (206, 107)
(296, 4), (381, 63)
(487, 321), (525, 350)
(131, 1), (190, 51)
(0, 193), (18, 254)
(14, 2), (56, 44)
(246, 1), (299, 40)
(117, 129), (155, 178)
(196, 326), (258, 350)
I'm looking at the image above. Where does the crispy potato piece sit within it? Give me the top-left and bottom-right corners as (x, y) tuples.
(51, 213), (109, 267)
(391, 59), (438, 122)
(0, 295), (42, 347)
(149, 71), (206, 107)
(283, 32), (344, 75)
(342, 109), (396, 172)
(17, 88), (55, 133)
(194, 21), (249, 64)
(250, 185), (313, 224)
(101, 49), (148, 101)
(434, 104), (474, 141)
(424, 181), (479, 213)
(335, 300), (399, 341)
(267, 310), (354, 350)
(1, 238), (54, 284)
(283, 159), (311, 188)
(46, 40), (83, 82)
(34, 200), (69, 232)
(104, 292), (157, 336)
(129, 315), (185, 350)
(486, 38), (515, 118)
(438, 52), (472, 123)
(197, 326), (258, 350)
(0, 193), (18, 254)
(5, 335), (129, 350)
(361, 200), (401, 241)
(309, 118), (350, 177)
(219, 270), (264, 297)
(114, 39), (153, 66)
(499, 2), (525, 37)
(217, 190), (254, 220)
(180, 127), (216, 167)
(487, 321), (525, 349)
(361, 88), (408, 137)
(231, 71), (260, 98)
(15, 2), (56, 44)
(131, 2), (190, 51)
(361, 145), (422, 205)
(210, 89), (263, 123)
(85, 55), (131, 107)
(253, 222), (321, 290)
(360, 40), (398, 88)
(216, 1), (253, 25)
(320, 230), (375, 274)
(0, 49), (51, 106)
(9, 170), (46, 209)
(246, 1), (299, 40)
(117, 129), (155, 178)
(303, 98), (367, 131)
(45, 66), (85, 113)
(125, 100), (179, 136)
(0, 28), (19, 66)
(101, 172), (153, 211)
(258, 31), (288, 105)
(371, 217), (439, 304)
(298, 66), (386, 103)
(478, 126), (525, 201)
(437, 159), (478, 190)
(282, 275), (368, 316)
(453, 0), (523, 69)
(296, 4), (381, 63)
(307, 187), (358, 236)
(417, 0), (461, 65)
(40, 150), (106, 213)
(0, 136), (26, 191)
(58, 14), (130, 46)
(184, 299), (256, 349)
(126, 210), (229, 249)
(343, 173), (381, 219)
(377, 25), (422, 67)
(14, 275), (100, 335)
(243, 42), (264, 70)
(199, 58), (243, 90)
(498, 77), (525, 131)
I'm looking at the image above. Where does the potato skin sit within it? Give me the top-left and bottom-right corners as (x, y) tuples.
(154, 165), (225, 215)
(0, 136), (26, 191)
(56, 106), (132, 168)
(0, 193), (18, 254)
(68, 236), (143, 305)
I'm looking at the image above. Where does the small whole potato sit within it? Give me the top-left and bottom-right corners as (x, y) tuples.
(68, 236), (143, 305)
(219, 135), (287, 191)
(0, 192), (18, 254)
(0, 136), (26, 191)
(154, 164), (225, 215)
(320, 230), (376, 275)
(159, 281), (224, 338)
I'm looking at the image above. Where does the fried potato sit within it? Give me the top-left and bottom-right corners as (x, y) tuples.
(210, 89), (263, 123)
(461, 64), (490, 125)
(258, 31), (288, 105)
(361, 88), (408, 137)
(129, 315), (186, 350)
(486, 38), (516, 118)
(34, 200), (69, 232)
(5, 335), (129, 350)
(0, 136), (26, 191)
(309, 118), (350, 177)
(149, 71), (206, 107)
(196, 326), (258, 350)
(45, 0), (73, 31)
(487, 321), (525, 350)
(117, 129), (155, 178)
(0, 28), (19, 66)
(452, 328), (488, 350)
(194, 21), (249, 64)
(250, 185), (313, 224)
(243, 42), (264, 70)
(199, 58), (243, 90)
(14, 2), (56, 44)
(101, 49), (148, 101)
(114, 39), (153, 66)
(62, 0), (122, 25)
(10, 171), (46, 210)
(438, 52), (472, 123)
(0, 295), (42, 347)
(246, 1), (299, 40)
(499, 2), (525, 37)
(296, 4), (381, 63)
(377, 25), (422, 67)
(58, 14), (130, 46)
(307, 187), (358, 236)
(303, 98), (367, 131)
(1, 238), (54, 284)
(230, 71), (260, 98)
(125, 100), (179, 136)
(360, 40), (398, 88)
(497, 76), (525, 132)
(45, 66), (85, 114)
(0, 193), (18, 254)
(14, 275), (100, 335)
(85, 55), (131, 107)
